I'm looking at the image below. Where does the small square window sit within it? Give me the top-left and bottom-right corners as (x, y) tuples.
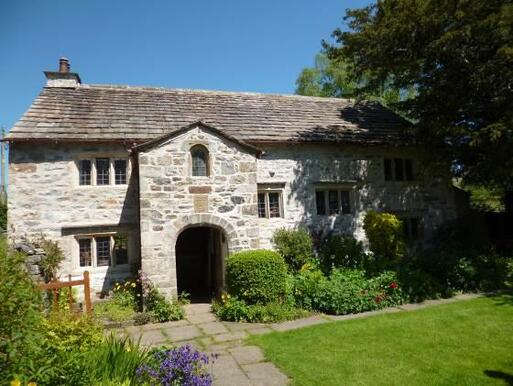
(79, 239), (92, 267)
(340, 191), (351, 214)
(96, 158), (110, 185)
(79, 160), (92, 185)
(316, 191), (326, 215)
(384, 159), (393, 181)
(258, 193), (266, 218)
(114, 160), (127, 185)
(96, 237), (111, 266)
(114, 234), (128, 265)
(268, 193), (281, 218)
(328, 190), (339, 215)
(257, 191), (283, 218)
(394, 158), (404, 181)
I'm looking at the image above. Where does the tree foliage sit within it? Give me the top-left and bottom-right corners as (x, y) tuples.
(324, 0), (513, 192)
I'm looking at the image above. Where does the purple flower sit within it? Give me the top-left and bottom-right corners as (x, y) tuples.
(137, 344), (216, 386)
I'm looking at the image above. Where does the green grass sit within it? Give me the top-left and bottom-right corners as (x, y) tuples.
(249, 295), (513, 386)
(94, 300), (136, 322)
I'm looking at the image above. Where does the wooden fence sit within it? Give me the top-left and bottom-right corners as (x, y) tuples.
(38, 270), (92, 314)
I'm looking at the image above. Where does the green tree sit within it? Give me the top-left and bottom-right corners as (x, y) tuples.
(324, 0), (513, 207)
(295, 53), (412, 109)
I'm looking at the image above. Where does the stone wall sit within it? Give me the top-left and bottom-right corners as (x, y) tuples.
(256, 143), (457, 248)
(8, 142), (139, 295)
(138, 125), (260, 298)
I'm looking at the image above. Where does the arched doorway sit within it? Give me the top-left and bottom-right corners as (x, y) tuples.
(175, 226), (228, 302)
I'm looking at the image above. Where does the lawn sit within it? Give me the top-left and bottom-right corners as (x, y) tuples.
(249, 295), (513, 386)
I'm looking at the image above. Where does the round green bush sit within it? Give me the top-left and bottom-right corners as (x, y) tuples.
(226, 249), (287, 304)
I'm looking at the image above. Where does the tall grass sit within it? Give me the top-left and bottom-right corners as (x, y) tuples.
(88, 334), (150, 385)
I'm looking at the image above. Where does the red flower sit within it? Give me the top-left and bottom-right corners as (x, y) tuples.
(374, 295), (382, 304)
(389, 282), (398, 289)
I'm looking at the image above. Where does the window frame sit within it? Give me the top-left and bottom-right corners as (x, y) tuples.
(315, 188), (352, 216)
(384, 158), (415, 182)
(76, 158), (130, 187)
(190, 144), (210, 177)
(257, 189), (284, 219)
(75, 233), (130, 269)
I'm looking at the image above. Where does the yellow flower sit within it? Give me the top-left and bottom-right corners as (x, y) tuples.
(10, 380), (21, 386)
(28, 382), (37, 386)
(126, 346), (131, 352)
(131, 283), (136, 288)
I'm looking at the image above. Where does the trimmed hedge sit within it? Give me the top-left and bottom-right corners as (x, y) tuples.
(226, 249), (287, 304)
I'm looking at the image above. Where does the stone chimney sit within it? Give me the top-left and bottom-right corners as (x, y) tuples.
(44, 57), (81, 88)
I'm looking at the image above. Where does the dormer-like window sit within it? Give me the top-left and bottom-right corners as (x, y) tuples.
(191, 145), (209, 177)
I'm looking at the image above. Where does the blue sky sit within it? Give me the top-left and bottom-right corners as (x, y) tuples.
(0, 0), (370, 131)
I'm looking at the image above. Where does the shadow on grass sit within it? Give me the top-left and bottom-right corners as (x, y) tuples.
(485, 292), (513, 307)
(484, 370), (513, 386)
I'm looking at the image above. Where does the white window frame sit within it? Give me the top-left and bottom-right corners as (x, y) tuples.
(315, 188), (352, 216)
(257, 189), (284, 219)
(76, 158), (130, 187)
(75, 233), (130, 269)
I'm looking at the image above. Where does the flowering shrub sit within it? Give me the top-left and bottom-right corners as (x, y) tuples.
(292, 268), (407, 315)
(212, 293), (307, 323)
(139, 270), (184, 322)
(363, 211), (406, 262)
(137, 344), (215, 386)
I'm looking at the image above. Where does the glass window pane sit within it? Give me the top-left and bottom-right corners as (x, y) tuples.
(191, 147), (208, 176)
(79, 239), (92, 267)
(96, 158), (110, 185)
(114, 234), (128, 265)
(258, 193), (266, 218)
(384, 159), (392, 181)
(328, 190), (339, 215)
(96, 237), (111, 266)
(405, 159), (414, 181)
(316, 191), (326, 215)
(340, 191), (350, 214)
(269, 192), (281, 218)
(114, 160), (127, 185)
(394, 158), (404, 181)
(79, 160), (91, 185)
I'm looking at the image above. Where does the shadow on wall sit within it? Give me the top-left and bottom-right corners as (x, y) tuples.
(281, 102), (461, 245)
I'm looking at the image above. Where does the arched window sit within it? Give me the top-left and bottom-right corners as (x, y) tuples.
(191, 145), (209, 177)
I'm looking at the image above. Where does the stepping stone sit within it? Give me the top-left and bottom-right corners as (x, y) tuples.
(247, 326), (273, 335)
(184, 303), (212, 315)
(139, 330), (167, 346)
(271, 315), (327, 332)
(162, 325), (202, 342)
(142, 319), (190, 331)
(242, 362), (289, 386)
(212, 355), (252, 386)
(187, 312), (217, 324)
(229, 345), (265, 365)
(199, 321), (229, 335)
(212, 330), (247, 343)
(223, 321), (266, 332)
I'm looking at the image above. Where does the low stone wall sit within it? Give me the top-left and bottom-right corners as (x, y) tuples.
(15, 241), (47, 282)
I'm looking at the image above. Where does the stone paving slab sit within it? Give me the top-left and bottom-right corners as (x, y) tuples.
(212, 354), (253, 386)
(229, 345), (265, 365)
(187, 312), (217, 324)
(138, 329), (167, 346)
(198, 321), (229, 335)
(242, 362), (289, 386)
(270, 314), (328, 332)
(213, 330), (248, 343)
(162, 324), (202, 342)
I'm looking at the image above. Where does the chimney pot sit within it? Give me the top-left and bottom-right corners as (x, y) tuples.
(59, 57), (70, 73)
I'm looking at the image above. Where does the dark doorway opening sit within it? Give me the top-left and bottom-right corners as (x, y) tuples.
(175, 226), (227, 303)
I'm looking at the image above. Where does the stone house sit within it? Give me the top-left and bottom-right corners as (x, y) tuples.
(6, 58), (458, 300)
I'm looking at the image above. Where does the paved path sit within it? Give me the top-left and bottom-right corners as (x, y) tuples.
(121, 293), (481, 385)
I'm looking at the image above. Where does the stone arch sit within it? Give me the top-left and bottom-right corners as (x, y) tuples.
(171, 214), (237, 300)
(170, 214), (238, 251)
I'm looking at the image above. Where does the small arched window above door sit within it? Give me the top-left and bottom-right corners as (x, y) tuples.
(191, 145), (209, 177)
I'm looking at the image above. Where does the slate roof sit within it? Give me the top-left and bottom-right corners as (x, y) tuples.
(7, 84), (413, 145)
